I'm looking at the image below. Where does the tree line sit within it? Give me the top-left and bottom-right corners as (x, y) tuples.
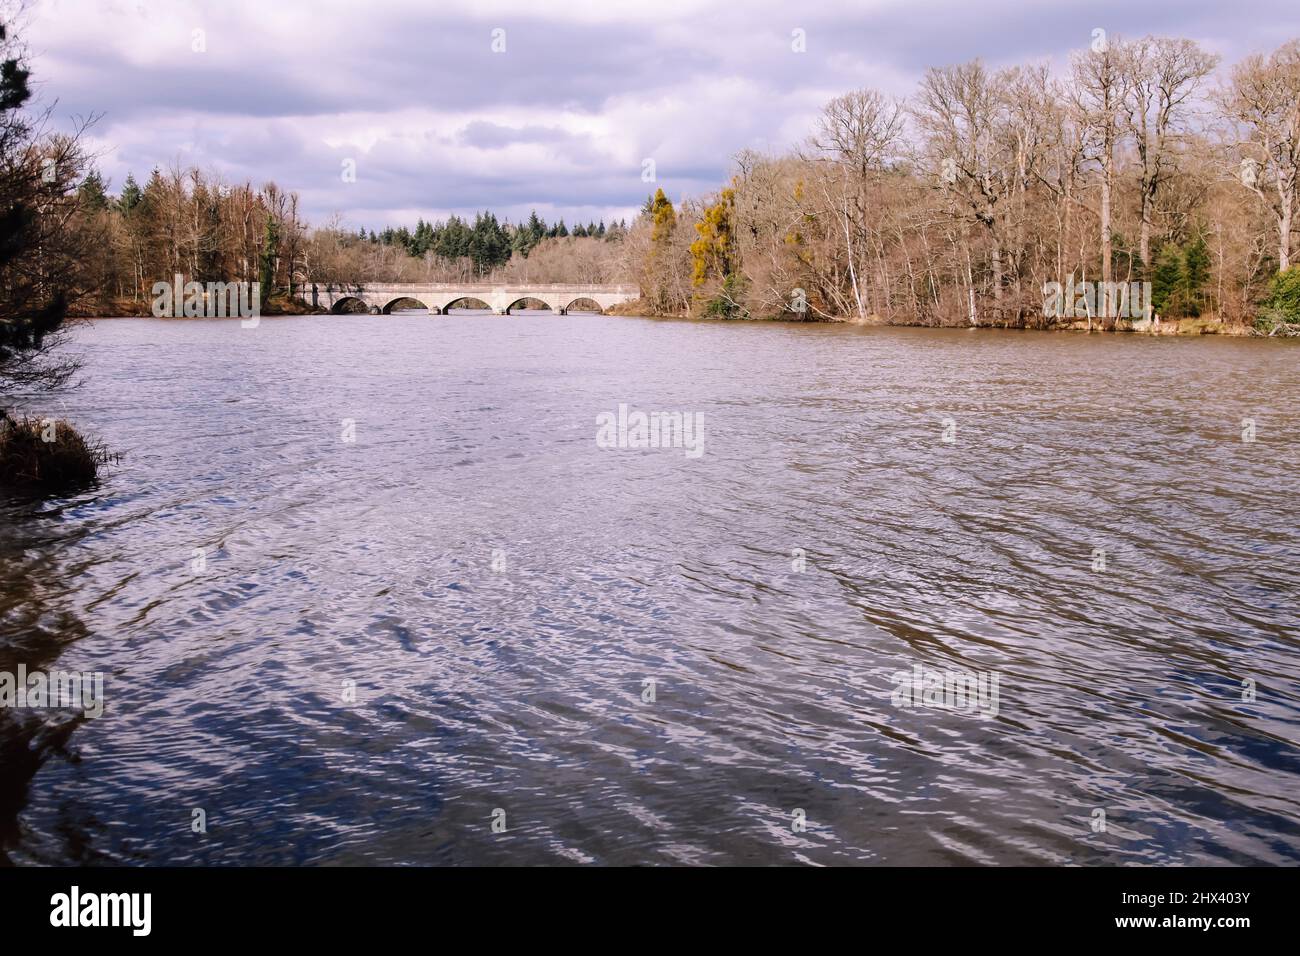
(631, 34), (1300, 333)
(6, 24), (1300, 351)
(368, 211), (627, 269)
(72, 167), (634, 311)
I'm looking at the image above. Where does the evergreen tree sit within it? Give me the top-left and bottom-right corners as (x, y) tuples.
(1151, 245), (1186, 317)
(1151, 236), (1212, 319)
(528, 210), (545, 241)
(1183, 234), (1210, 317)
(78, 169), (109, 211)
(259, 216), (280, 297)
(1262, 266), (1300, 330)
(510, 224), (532, 259)
(117, 172), (142, 212)
(0, 20), (94, 400)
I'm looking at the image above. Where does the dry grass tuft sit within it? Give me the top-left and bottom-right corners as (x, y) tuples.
(0, 414), (115, 491)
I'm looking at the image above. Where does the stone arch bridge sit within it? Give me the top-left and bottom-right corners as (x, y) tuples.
(301, 283), (639, 315)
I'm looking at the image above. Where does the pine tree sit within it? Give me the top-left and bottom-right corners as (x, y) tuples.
(259, 216), (280, 298)
(1183, 235), (1210, 317)
(0, 20), (93, 399)
(1151, 245), (1185, 317)
(78, 169), (109, 211)
(117, 173), (142, 212)
(527, 210), (545, 243)
(1263, 266), (1300, 329)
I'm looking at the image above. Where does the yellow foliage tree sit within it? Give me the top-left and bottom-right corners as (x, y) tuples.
(690, 187), (735, 287)
(642, 188), (682, 312)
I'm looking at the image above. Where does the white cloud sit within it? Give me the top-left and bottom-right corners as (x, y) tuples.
(19, 0), (1300, 229)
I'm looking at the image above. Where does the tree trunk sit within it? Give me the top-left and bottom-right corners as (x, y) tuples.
(1139, 194), (1152, 272)
(1101, 146), (1113, 323)
(1280, 197), (1293, 271)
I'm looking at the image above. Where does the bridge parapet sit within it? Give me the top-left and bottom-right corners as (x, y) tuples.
(301, 282), (640, 315)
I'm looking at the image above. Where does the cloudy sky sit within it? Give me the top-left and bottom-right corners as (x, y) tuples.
(19, 0), (1300, 232)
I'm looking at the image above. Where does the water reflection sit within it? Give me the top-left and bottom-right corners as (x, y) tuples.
(0, 495), (96, 863)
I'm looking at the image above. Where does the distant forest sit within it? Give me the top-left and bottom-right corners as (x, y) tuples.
(71, 165), (635, 312)
(366, 211), (628, 268)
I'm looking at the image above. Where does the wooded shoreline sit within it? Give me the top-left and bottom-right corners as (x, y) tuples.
(72, 297), (1265, 335)
(49, 35), (1300, 338)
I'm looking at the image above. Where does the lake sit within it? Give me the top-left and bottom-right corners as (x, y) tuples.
(1, 312), (1297, 864)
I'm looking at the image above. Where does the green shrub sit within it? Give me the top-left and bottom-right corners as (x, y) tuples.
(1258, 266), (1300, 330)
(695, 273), (748, 319)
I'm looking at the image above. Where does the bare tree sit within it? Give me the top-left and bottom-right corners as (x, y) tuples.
(1219, 39), (1300, 271)
(1124, 36), (1219, 269)
(914, 60), (1019, 315)
(806, 89), (907, 320)
(1072, 34), (1131, 323)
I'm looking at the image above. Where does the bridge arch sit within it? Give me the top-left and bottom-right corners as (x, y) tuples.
(305, 282), (639, 315)
(330, 296), (370, 315)
(441, 296), (494, 313)
(563, 297), (604, 314)
(382, 296), (431, 314)
(505, 296), (555, 314)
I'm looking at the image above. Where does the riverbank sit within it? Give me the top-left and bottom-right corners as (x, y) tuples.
(69, 293), (1283, 336)
(607, 298), (1263, 335)
(842, 312), (1258, 335)
(71, 294), (317, 319)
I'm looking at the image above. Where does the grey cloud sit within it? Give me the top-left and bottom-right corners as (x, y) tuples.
(27, 0), (1300, 231)
(457, 121), (575, 148)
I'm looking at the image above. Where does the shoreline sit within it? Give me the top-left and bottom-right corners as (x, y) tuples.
(73, 310), (1272, 336)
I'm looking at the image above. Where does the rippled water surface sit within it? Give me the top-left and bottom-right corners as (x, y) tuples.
(2, 313), (1298, 865)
